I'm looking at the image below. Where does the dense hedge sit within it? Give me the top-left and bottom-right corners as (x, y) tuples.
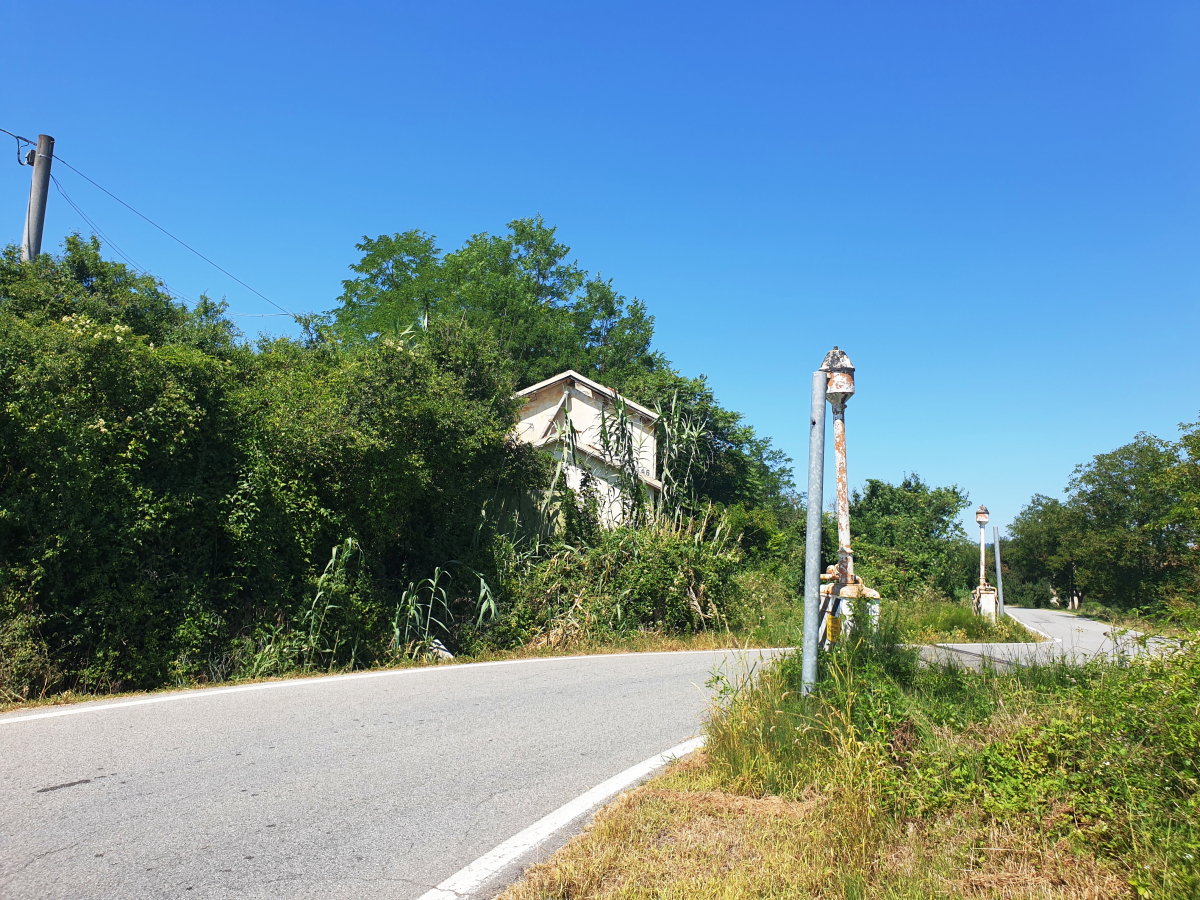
(0, 239), (544, 696)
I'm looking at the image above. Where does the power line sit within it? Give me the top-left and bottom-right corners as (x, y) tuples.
(50, 154), (294, 318)
(51, 175), (197, 305)
(0, 127), (34, 164)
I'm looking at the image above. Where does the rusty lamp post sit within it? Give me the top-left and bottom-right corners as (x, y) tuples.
(823, 348), (856, 583)
(972, 505), (998, 620)
(816, 347), (879, 645)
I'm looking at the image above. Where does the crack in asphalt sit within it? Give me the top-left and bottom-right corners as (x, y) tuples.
(36, 778), (92, 793)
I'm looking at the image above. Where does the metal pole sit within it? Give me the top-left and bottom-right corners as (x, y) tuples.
(21, 134), (55, 261)
(801, 370), (826, 695)
(993, 525), (1005, 617)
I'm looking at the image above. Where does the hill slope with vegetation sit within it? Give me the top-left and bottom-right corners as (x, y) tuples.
(0, 224), (804, 701)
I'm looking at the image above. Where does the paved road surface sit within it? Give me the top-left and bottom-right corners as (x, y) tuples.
(925, 607), (1154, 670)
(1005, 607), (1145, 656)
(1, 649), (776, 900)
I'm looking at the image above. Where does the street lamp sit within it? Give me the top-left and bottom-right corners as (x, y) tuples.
(821, 347), (856, 583)
(972, 504), (998, 620)
(816, 346), (879, 644)
(975, 505), (989, 589)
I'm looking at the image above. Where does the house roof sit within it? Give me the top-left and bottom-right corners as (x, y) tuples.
(515, 370), (660, 423)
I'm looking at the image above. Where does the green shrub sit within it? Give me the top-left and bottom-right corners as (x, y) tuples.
(0, 602), (59, 702)
(0, 244), (544, 692)
(892, 596), (1038, 644)
(502, 515), (743, 647)
(704, 623), (1200, 897)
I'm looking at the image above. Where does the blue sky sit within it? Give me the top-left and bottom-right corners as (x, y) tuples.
(3, 1), (1198, 533)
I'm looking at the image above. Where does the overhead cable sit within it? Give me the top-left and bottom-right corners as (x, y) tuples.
(51, 175), (197, 305)
(0, 127), (34, 164)
(51, 154), (293, 317)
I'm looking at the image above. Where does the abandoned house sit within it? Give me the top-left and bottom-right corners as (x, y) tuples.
(515, 370), (660, 527)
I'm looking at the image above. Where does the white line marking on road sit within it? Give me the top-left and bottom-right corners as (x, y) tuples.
(1003, 610), (1062, 643)
(0, 648), (787, 726)
(416, 736), (706, 900)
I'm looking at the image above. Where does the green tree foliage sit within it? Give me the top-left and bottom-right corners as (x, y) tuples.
(329, 217), (794, 514)
(620, 368), (795, 511)
(0, 238), (544, 696)
(1002, 494), (1077, 607)
(332, 217), (662, 389)
(1004, 425), (1200, 612)
(849, 474), (976, 599)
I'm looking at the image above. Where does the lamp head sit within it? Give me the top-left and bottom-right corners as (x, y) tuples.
(975, 505), (990, 527)
(820, 346), (855, 406)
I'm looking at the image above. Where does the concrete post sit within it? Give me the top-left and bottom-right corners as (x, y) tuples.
(821, 348), (856, 583)
(800, 370), (826, 695)
(21, 134), (54, 262)
(817, 348), (879, 643)
(979, 523), (987, 587)
(993, 525), (1005, 617)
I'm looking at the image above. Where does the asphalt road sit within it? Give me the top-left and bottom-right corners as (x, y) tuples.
(1003, 606), (1140, 656)
(0, 649), (777, 900)
(925, 607), (1156, 669)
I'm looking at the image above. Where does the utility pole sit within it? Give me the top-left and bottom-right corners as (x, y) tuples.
(800, 369), (826, 695)
(21, 134), (55, 261)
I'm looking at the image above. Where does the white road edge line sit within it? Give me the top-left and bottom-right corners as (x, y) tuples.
(1003, 610), (1062, 644)
(416, 736), (706, 900)
(0, 648), (787, 726)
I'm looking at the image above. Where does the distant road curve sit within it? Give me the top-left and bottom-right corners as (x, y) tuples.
(925, 606), (1165, 670)
(1, 648), (779, 900)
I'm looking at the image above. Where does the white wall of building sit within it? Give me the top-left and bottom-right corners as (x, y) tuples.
(515, 371), (660, 527)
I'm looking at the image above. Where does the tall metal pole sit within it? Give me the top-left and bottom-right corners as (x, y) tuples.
(21, 134), (55, 261)
(800, 370), (826, 695)
(993, 525), (1005, 617)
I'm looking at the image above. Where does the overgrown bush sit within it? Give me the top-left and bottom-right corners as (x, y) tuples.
(704, 621), (1200, 897)
(497, 515), (743, 649)
(892, 595), (1039, 644)
(0, 240), (544, 695)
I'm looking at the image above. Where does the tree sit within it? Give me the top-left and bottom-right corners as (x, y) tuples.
(1004, 495), (1080, 606)
(849, 474), (973, 598)
(331, 217), (663, 389)
(1004, 426), (1200, 611)
(329, 217), (794, 513)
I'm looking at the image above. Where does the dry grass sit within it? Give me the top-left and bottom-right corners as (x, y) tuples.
(499, 753), (1126, 900)
(0, 630), (777, 715)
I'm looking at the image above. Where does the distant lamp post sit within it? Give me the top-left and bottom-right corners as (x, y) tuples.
(975, 505), (989, 587)
(972, 504), (998, 620)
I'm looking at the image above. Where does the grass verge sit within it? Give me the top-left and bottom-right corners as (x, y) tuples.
(1, 566), (802, 714)
(0, 600), (797, 715)
(894, 596), (1042, 644)
(503, 610), (1199, 899)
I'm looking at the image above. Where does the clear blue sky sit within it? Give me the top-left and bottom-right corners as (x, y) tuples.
(4, 2), (1198, 533)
